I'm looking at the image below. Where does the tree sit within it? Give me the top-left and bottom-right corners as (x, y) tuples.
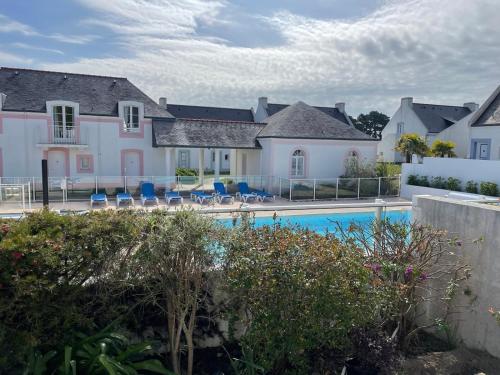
(350, 111), (390, 139)
(430, 140), (456, 157)
(395, 133), (429, 163)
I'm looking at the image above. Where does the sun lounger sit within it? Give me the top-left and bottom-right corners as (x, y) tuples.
(213, 182), (234, 204)
(116, 192), (134, 207)
(140, 182), (159, 206)
(90, 193), (108, 207)
(165, 191), (184, 206)
(235, 182), (258, 203)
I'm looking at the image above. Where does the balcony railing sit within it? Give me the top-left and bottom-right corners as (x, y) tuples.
(38, 126), (88, 146)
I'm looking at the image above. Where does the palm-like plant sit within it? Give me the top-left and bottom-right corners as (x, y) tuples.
(430, 140), (456, 157)
(395, 133), (429, 162)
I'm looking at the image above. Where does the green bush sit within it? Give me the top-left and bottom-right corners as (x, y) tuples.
(480, 181), (498, 196)
(465, 180), (478, 194)
(417, 175), (429, 187)
(446, 177), (461, 191)
(375, 162), (401, 177)
(223, 224), (389, 373)
(430, 176), (447, 189)
(176, 167), (198, 176)
(407, 174), (419, 185)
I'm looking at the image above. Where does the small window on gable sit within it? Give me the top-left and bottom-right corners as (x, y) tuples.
(397, 122), (404, 134)
(291, 149), (305, 177)
(123, 105), (140, 131)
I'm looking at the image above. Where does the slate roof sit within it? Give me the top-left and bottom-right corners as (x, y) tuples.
(412, 103), (471, 133)
(470, 85), (500, 127)
(265, 103), (350, 125)
(167, 103), (254, 122)
(0, 67), (173, 118)
(258, 101), (374, 140)
(153, 118), (266, 149)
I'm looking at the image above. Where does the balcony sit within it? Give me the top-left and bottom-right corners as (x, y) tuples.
(37, 126), (88, 148)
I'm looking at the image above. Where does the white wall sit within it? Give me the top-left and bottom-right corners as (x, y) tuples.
(436, 114), (473, 158)
(264, 138), (378, 179)
(401, 157), (500, 199)
(469, 126), (500, 160)
(378, 99), (428, 162)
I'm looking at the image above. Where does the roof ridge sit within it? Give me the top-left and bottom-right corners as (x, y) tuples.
(413, 102), (468, 109)
(0, 67), (127, 80)
(178, 118), (265, 125)
(168, 103), (252, 112)
(268, 102), (338, 110)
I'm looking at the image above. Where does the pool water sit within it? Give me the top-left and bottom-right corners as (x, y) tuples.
(219, 209), (411, 235)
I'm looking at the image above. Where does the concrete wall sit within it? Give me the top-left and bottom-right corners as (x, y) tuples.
(265, 138), (378, 179)
(401, 158), (500, 198)
(469, 126), (500, 160)
(414, 196), (500, 358)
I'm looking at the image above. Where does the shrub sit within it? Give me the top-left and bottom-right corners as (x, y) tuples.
(430, 176), (447, 189)
(375, 162), (401, 177)
(446, 177), (461, 191)
(344, 157), (376, 178)
(480, 181), (498, 197)
(417, 175), (429, 187)
(465, 180), (478, 194)
(223, 223), (389, 373)
(176, 167), (198, 176)
(430, 140), (456, 157)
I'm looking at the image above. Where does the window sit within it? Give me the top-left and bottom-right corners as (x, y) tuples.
(397, 122), (404, 134)
(224, 154), (229, 161)
(53, 105), (74, 139)
(123, 105), (139, 131)
(76, 155), (93, 173)
(291, 149), (305, 177)
(178, 150), (190, 168)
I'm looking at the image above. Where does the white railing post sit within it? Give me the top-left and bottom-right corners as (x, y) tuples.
(28, 182), (32, 210)
(95, 176), (98, 194)
(124, 175), (127, 193)
(313, 179), (316, 201)
(32, 176), (36, 202)
(0, 177), (2, 202)
(336, 178), (339, 200)
(279, 178), (282, 198)
(357, 178), (361, 199)
(21, 184), (25, 211)
(378, 177), (382, 197)
(289, 179), (292, 201)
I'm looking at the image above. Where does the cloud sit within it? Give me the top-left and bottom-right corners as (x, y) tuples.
(0, 14), (38, 35)
(0, 51), (34, 65)
(11, 42), (64, 55)
(42, 0), (500, 114)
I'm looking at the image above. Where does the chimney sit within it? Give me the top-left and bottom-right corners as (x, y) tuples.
(258, 96), (268, 109)
(0, 93), (5, 110)
(463, 102), (479, 112)
(401, 97), (413, 107)
(335, 102), (345, 113)
(159, 97), (167, 108)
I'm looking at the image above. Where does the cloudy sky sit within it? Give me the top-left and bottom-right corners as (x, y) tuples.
(0, 0), (499, 115)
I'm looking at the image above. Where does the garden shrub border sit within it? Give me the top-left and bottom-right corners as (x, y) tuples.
(407, 174), (499, 197)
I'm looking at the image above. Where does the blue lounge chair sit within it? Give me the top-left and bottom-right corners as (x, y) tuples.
(236, 182), (258, 203)
(165, 191), (184, 206)
(191, 190), (215, 205)
(140, 182), (159, 206)
(90, 193), (108, 207)
(237, 182), (275, 202)
(213, 182), (234, 204)
(116, 192), (134, 207)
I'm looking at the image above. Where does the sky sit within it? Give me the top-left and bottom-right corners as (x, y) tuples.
(0, 0), (499, 116)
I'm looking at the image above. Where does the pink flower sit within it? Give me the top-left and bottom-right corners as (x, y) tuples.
(419, 273), (428, 281)
(12, 252), (23, 260)
(404, 266), (413, 277)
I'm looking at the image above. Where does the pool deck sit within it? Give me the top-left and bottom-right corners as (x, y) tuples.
(0, 197), (412, 218)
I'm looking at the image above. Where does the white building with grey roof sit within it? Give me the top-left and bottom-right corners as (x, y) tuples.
(0, 67), (378, 185)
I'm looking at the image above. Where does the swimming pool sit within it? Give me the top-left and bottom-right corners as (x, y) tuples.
(219, 209), (411, 235)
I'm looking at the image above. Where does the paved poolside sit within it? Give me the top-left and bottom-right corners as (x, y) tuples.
(0, 196), (411, 218)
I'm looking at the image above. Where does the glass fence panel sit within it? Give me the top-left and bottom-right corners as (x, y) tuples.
(152, 176), (177, 195)
(66, 177), (96, 200)
(0, 185), (24, 205)
(359, 178), (380, 198)
(97, 176), (125, 196)
(125, 176), (152, 197)
(337, 178), (358, 199)
(380, 177), (400, 196)
(315, 180), (337, 200)
(176, 175), (200, 192)
(290, 180), (314, 200)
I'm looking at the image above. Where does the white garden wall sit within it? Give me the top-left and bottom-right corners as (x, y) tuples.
(401, 157), (500, 199)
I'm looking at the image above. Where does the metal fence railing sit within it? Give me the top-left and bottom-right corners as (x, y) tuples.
(0, 183), (32, 210)
(0, 175), (400, 203)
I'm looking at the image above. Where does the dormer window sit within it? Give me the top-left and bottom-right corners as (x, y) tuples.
(123, 105), (139, 131)
(47, 101), (79, 142)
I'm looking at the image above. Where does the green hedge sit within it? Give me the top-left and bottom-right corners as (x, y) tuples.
(407, 174), (498, 196)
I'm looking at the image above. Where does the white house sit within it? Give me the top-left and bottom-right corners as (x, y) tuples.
(378, 97), (478, 162)
(0, 67), (377, 182)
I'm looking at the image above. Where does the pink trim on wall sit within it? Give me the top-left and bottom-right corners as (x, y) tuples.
(288, 148), (309, 179)
(118, 120), (146, 139)
(43, 148), (71, 177)
(120, 149), (144, 176)
(76, 154), (94, 173)
(0, 148), (3, 177)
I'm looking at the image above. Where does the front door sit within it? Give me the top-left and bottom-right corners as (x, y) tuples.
(179, 150), (190, 168)
(124, 152), (140, 176)
(478, 143), (490, 160)
(48, 150), (66, 177)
